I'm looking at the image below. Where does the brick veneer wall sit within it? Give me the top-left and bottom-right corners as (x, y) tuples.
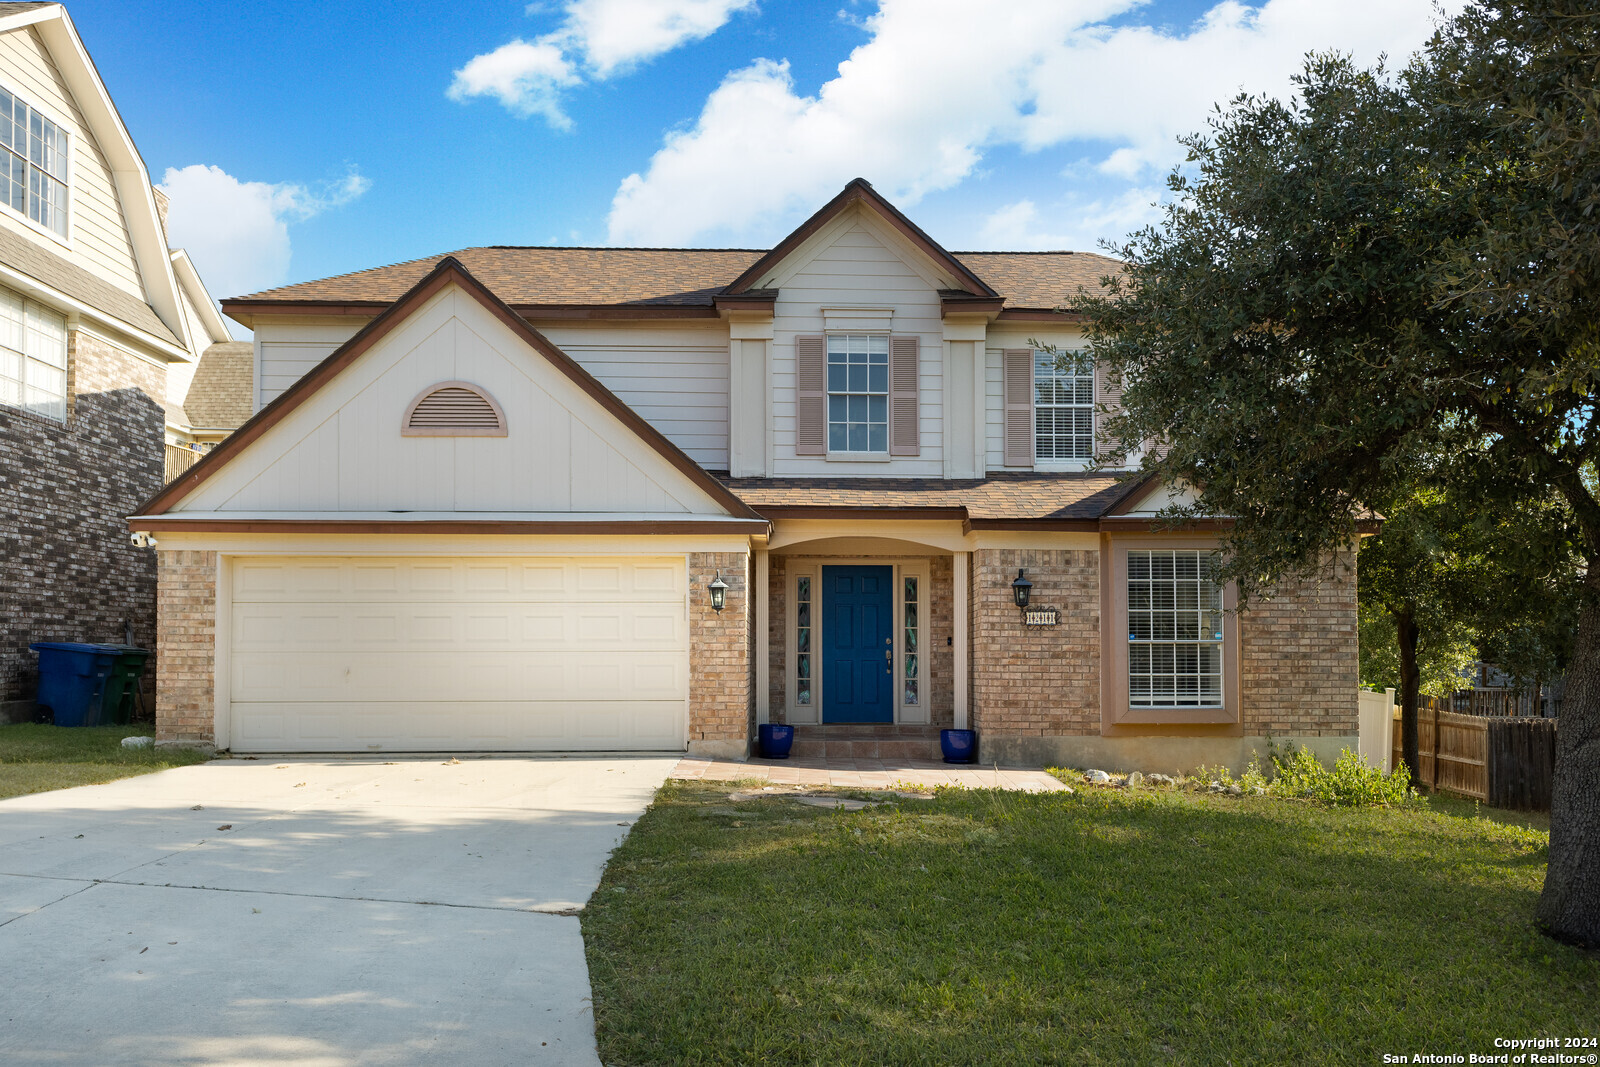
(1, 330), (165, 709)
(155, 549), (216, 744)
(1240, 555), (1359, 736)
(689, 551), (752, 754)
(972, 548), (1101, 738)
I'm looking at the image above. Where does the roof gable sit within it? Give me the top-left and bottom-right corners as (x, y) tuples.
(141, 259), (765, 521)
(723, 178), (997, 299)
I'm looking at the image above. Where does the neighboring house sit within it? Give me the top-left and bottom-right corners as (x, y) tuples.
(135, 179), (1358, 769)
(0, 3), (226, 719)
(163, 336), (253, 482)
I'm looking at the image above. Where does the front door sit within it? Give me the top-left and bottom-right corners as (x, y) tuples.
(822, 565), (893, 723)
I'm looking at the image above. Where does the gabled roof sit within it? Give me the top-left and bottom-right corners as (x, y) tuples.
(140, 258), (768, 522)
(0, 3), (191, 358)
(220, 180), (1124, 325)
(721, 178), (996, 298)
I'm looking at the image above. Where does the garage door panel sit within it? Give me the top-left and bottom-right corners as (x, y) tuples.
(235, 559), (689, 604)
(229, 701), (686, 752)
(233, 604), (686, 653)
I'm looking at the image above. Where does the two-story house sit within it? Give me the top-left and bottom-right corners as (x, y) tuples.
(134, 179), (1358, 770)
(0, 2), (232, 721)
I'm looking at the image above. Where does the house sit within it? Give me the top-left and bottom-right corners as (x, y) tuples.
(134, 179), (1358, 770)
(0, 2), (229, 720)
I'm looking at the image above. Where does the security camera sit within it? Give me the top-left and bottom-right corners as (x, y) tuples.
(130, 532), (158, 548)
(130, 532), (145, 547)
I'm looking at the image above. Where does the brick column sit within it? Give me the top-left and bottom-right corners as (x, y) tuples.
(688, 550), (753, 758)
(155, 549), (217, 747)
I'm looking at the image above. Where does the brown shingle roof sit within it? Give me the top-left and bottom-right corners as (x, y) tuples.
(182, 341), (253, 430)
(226, 247), (1120, 312)
(0, 225), (179, 345)
(723, 472), (1132, 521)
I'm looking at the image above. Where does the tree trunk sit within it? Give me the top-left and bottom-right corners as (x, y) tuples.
(1395, 607), (1423, 790)
(1538, 567), (1600, 947)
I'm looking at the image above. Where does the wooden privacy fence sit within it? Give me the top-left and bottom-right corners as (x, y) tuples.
(1391, 710), (1558, 810)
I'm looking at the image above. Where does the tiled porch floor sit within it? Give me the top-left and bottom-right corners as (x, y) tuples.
(670, 754), (1070, 792)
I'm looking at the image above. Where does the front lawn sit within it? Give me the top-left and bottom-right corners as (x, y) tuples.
(0, 724), (212, 800)
(583, 780), (1597, 1066)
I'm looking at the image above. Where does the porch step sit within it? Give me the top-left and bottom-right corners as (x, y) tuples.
(786, 724), (943, 761)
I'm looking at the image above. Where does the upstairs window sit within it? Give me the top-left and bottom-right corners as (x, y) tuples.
(826, 334), (888, 453)
(1035, 349), (1094, 461)
(0, 285), (67, 422)
(0, 88), (67, 238)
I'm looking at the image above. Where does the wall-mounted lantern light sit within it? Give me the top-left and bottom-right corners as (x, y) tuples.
(1011, 568), (1032, 609)
(708, 572), (729, 612)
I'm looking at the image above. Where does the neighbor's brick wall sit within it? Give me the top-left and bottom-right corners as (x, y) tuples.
(155, 550), (216, 744)
(689, 551), (752, 746)
(1239, 553), (1359, 736)
(972, 548), (1100, 738)
(1, 330), (165, 707)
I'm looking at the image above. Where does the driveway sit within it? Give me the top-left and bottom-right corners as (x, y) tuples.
(0, 754), (678, 1066)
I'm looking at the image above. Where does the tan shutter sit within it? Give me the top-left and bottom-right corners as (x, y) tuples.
(1094, 356), (1124, 459)
(1003, 348), (1034, 466)
(889, 335), (919, 456)
(795, 335), (826, 455)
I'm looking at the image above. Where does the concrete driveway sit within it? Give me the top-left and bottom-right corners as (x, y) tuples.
(0, 754), (678, 1066)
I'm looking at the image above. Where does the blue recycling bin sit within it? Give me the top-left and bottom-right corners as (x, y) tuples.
(29, 642), (120, 727)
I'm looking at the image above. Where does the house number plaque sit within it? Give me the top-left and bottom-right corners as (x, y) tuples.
(1024, 607), (1059, 627)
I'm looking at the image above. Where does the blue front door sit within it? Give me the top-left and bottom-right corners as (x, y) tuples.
(822, 565), (893, 723)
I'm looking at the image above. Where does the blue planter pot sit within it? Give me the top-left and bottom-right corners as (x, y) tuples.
(941, 729), (977, 764)
(758, 723), (795, 759)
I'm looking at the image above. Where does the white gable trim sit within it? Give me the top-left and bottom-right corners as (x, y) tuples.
(754, 202), (961, 294)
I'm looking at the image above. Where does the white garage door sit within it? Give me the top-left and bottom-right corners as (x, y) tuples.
(226, 556), (689, 753)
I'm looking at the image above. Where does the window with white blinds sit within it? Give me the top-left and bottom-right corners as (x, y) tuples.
(1127, 549), (1224, 707)
(0, 286), (67, 422)
(1035, 349), (1094, 461)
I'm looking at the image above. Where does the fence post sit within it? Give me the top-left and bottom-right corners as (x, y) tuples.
(1431, 699), (1440, 791)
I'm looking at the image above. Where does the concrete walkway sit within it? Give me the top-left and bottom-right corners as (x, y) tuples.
(671, 754), (1070, 792)
(0, 755), (677, 1067)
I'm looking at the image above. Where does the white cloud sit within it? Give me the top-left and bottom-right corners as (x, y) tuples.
(979, 190), (1165, 252)
(449, 0), (755, 126)
(446, 39), (578, 128)
(607, 0), (1462, 245)
(158, 164), (371, 311)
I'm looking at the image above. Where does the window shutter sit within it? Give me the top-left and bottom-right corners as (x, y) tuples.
(1003, 348), (1034, 466)
(889, 335), (919, 456)
(1094, 357), (1123, 459)
(795, 335), (825, 455)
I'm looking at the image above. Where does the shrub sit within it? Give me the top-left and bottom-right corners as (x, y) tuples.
(1269, 746), (1418, 808)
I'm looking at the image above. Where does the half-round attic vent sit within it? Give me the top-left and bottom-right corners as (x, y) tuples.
(402, 381), (507, 437)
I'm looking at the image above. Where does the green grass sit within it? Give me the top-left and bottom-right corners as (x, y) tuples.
(0, 724), (212, 800)
(582, 780), (1597, 1066)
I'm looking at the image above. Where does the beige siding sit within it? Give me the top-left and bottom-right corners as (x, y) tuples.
(255, 319), (362, 409)
(182, 286), (727, 515)
(0, 27), (142, 297)
(771, 218), (944, 476)
(535, 321), (729, 470)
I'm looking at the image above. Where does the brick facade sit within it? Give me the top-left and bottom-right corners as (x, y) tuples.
(971, 548), (1101, 739)
(1, 329), (165, 712)
(154, 549), (216, 744)
(688, 551), (753, 756)
(1240, 556), (1359, 737)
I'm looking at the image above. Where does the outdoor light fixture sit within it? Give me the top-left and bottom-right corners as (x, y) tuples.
(1011, 568), (1032, 609)
(708, 572), (729, 612)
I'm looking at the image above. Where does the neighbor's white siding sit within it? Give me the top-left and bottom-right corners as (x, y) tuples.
(0, 27), (143, 296)
(771, 219), (944, 477)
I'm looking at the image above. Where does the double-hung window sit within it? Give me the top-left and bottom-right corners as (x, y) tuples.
(1035, 349), (1094, 461)
(1127, 549), (1224, 707)
(0, 87), (67, 238)
(0, 284), (67, 422)
(826, 334), (888, 453)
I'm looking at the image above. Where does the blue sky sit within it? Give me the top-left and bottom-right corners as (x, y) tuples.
(64, 0), (1455, 314)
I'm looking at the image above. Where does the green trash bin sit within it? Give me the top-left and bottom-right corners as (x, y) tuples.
(98, 645), (151, 726)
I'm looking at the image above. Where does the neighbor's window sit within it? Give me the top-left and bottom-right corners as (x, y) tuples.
(0, 88), (67, 238)
(795, 575), (813, 706)
(1035, 349), (1093, 461)
(826, 334), (888, 453)
(0, 285), (66, 421)
(1127, 549), (1223, 707)
(903, 575), (919, 706)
